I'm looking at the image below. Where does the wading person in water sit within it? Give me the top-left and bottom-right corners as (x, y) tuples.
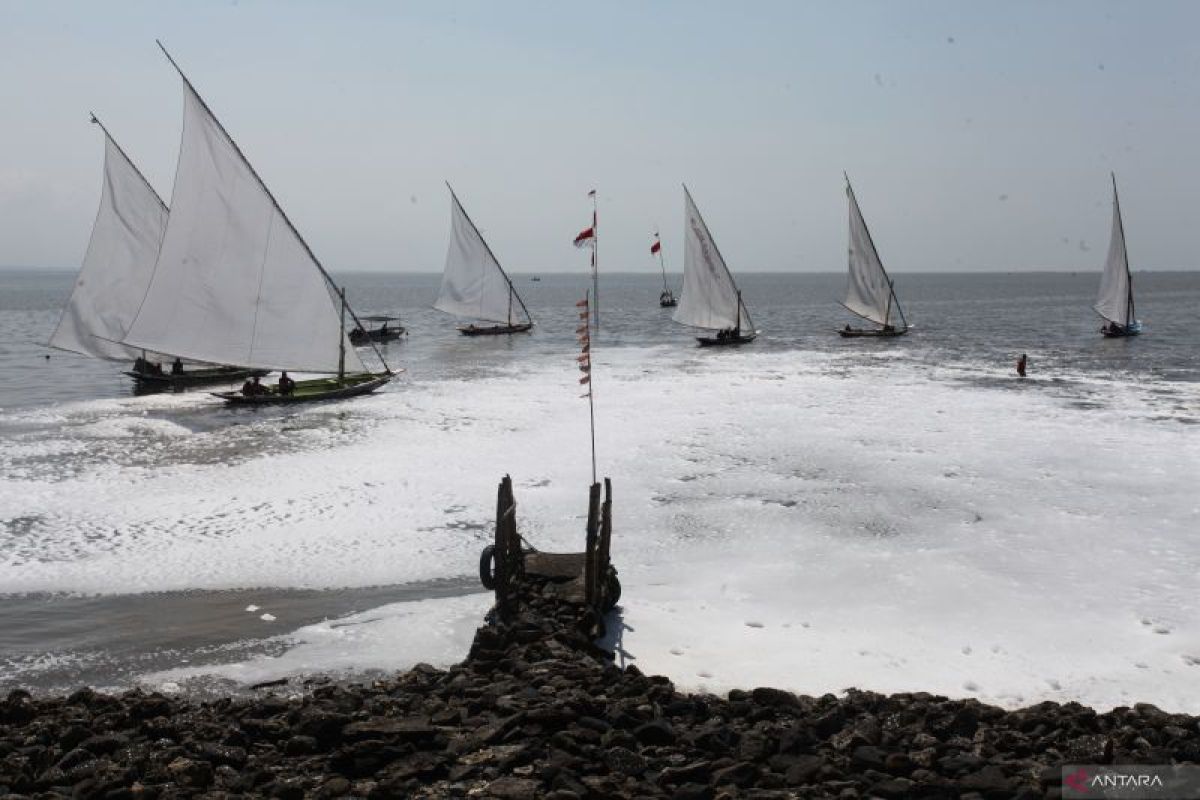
(1016, 353), (1027, 378)
(277, 371), (296, 396)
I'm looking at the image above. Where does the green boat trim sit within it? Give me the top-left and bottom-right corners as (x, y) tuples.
(211, 372), (394, 405)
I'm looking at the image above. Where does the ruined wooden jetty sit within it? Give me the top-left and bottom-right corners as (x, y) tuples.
(478, 475), (619, 632)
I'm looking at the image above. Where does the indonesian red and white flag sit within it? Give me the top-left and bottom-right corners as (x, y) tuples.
(573, 227), (595, 248)
(650, 239), (661, 255)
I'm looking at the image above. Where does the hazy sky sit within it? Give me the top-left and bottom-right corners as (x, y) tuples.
(2, 1), (1198, 273)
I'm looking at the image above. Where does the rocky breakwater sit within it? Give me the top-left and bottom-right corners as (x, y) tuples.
(3, 578), (1200, 799)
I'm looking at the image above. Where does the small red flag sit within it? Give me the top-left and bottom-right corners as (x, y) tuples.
(575, 299), (589, 308)
(651, 240), (661, 255)
(573, 227), (595, 248)
(577, 353), (590, 363)
(579, 374), (591, 384)
(575, 325), (588, 335)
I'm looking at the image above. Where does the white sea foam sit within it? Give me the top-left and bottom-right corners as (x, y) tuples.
(2, 346), (1198, 710)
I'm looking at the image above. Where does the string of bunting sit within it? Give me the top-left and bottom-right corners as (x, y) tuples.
(575, 295), (591, 397)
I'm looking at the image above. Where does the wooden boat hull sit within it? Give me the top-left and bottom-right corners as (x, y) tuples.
(126, 366), (269, 391)
(1101, 321), (1142, 338)
(697, 333), (757, 347)
(349, 328), (405, 345)
(659, 298), (678, 308)
(459, 323), (533, 337)
(212, 372), (393, 405)
(838, 327), (908, 338)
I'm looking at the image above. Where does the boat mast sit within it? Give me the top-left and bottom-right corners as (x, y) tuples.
(591, 191), (600, 330)
(155, 41), (391, 375)
(655, 231), (670, 294)
(845, 173), (906, 331)
(445, 183), (533, 326)
(1112, 173), (1135, 325)
(338, 287), (346, 380)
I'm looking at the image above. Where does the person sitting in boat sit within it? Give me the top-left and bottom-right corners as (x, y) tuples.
(717, 328), (727, 341)
(380, 321), (388, 336)
(171, 358), (184, 375)
(151, 361), (164, 375)
(241, 375), (267, 396)
(844, 324), (852, 332)
(277, 371), (296, 396)
(133, 356), (149, 374)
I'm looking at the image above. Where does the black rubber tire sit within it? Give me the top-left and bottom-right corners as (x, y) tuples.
(478, 545), (497, 590)
(603, 571), (622, 611)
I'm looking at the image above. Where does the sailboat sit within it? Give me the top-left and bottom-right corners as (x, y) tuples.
(673, 186), (756, 346)
(838, 175), (908, 337)
(652, 232), (677, 307)
(121, 43), (394, 405)
(349, 315), (405, 345)
(48, 116), (265, 392)
(435, 184), (533, 336)
(1095, 174), (1142, 337)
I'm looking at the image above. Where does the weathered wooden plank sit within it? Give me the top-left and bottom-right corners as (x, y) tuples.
(525, 552), (586, 579)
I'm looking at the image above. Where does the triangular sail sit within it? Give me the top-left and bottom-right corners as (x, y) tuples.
(122, 78), (365, 374)
(673, 187), (754, 332)
(49, 127), (170, 362)
(1094, 176), (1134, 327)
(843, 181), (906, 330)
(435, 187), (530, 326)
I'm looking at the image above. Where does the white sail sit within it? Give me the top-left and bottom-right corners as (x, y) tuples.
(434, 188), (528, 325)
(49, 131), (169, 361)
(843, 182), (905, 329)
(673, 187), (753, 332)
(1094, 179), (1133, 326)
(122, 81), (364, 374)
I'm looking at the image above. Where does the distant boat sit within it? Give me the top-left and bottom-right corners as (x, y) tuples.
(435, 183), (533, 336)
(651, 232), (677, 307)
(121, 43), (394, 404)
(838, 175), (908, 337)
(530, 276), (541, 282)
(1095, 174), (1142, 337)
(48, 116), (265, 391)
(349, 315), (405, 345)
(673, 185), (756, 346)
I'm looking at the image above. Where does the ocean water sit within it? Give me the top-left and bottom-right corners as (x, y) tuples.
(1, 269), (1198, 710)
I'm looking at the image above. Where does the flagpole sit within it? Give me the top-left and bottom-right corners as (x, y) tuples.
(587, 293), (597, 485)
(591, 191), (599, 331)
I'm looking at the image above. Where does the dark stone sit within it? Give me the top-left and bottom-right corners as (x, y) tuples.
(658, 761), (713, 786)
(711, 761), (758, 788)
(604, 746), (647, 776)
(192, 742), (247, 768)
(164, 757), (212, 789)
(751, 687), (801, 709)
(635, 719), (677, 746)
(784, 754), (826, 784)
(485, 776), (543, 800)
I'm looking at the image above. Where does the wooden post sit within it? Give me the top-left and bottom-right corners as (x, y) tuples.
(493, 475), (521, 620)
(494, 476), (509, 615)
(599, 478), (613, 604)
(583, 481), (601, 611)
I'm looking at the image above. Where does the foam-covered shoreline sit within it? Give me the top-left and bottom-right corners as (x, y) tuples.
(4, 580), (1199, 800)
